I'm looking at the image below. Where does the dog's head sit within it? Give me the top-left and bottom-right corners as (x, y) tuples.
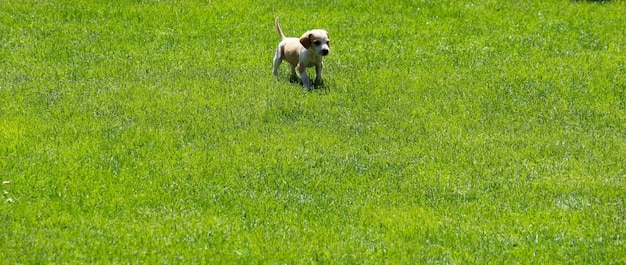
(300, 30), (330, 56)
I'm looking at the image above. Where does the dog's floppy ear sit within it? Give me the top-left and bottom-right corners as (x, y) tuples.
(300, 32), (311, 49)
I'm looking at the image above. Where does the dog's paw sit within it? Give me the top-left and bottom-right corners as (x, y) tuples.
(313, 80), (325, 89)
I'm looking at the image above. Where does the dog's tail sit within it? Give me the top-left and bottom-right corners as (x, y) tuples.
(275, 17), (285, 40)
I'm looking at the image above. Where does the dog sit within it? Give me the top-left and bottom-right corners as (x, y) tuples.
(273, 17), (330, 89)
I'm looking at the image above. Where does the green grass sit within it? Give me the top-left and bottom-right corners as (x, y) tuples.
(1, 0), (625, 263)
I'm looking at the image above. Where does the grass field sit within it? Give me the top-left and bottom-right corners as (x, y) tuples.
(1, 0), (625, 263)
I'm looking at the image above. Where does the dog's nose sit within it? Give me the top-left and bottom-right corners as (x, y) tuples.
(321, 49), (329, 56)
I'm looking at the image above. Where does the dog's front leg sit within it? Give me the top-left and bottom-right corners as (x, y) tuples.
(298, 64), (311, 89)
(314, 63), (323, 86)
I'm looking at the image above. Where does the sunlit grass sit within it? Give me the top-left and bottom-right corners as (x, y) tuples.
(1, 0), (625, 263)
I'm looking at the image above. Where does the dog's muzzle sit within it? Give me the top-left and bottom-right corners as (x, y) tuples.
(321, 49), (329, 56)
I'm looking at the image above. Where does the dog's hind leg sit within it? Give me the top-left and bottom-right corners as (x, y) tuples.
(272, 48), (282, 77)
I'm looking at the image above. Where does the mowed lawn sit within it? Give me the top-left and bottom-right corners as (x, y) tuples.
(1, 0), (625, 263)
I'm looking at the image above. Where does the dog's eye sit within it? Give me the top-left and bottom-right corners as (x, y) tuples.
(314, 40), (321, 45)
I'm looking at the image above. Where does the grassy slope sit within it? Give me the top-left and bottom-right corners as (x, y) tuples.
(1, 0), (625, 263)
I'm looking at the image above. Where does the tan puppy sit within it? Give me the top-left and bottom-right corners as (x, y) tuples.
(273, 17), (330, 89)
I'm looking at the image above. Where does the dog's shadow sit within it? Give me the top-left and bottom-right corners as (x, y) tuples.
(287, 76), (329, 91)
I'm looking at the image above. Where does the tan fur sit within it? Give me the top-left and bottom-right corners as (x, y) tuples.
(273, 17), (330, 89)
